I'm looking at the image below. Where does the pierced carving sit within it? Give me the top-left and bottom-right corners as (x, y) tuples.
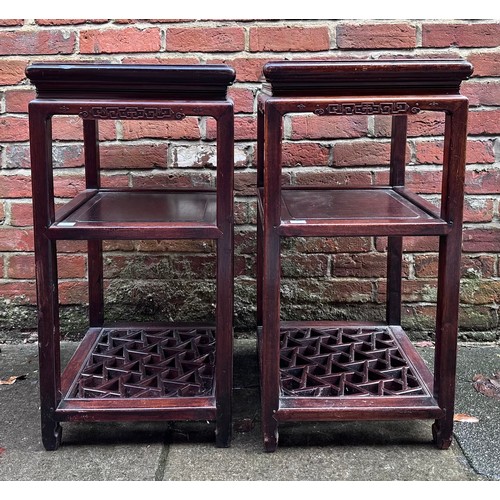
(280, 326), (427, 397)
(69, 327), (215, 399)
(313, 102), (420, 116)
(79, 106), (186, 120)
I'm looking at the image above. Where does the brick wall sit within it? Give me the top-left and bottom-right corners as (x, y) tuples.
(0, 19), (499, 342)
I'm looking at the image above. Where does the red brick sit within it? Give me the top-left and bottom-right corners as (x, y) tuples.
(100, 143), (168, 169)
(9, 202), (33, 227)
(0, 19), (24, 26)
(281, 254), (329, 278)
(0, 228), (33, 251)
(337, 23), (416, 49)
(461, 279), (500, 305)
(468, 109), (500, 135)
(374, 112), (445, 138)
(228, 87), (255, 113)
(297, 278), (373, 303)
(100, 174), (130, 188)
(80, 27), (161, 54)
(53, 175), (86, 198)
(0, 202), (5, 223)
(295, 237), (372, 253)
(294, 170), (373, 187)
(249, 26), (330, 52)
(332, 253), (397, 278)
(463, 197), (495, 223)
(0, 116), (29, 142)
(415, 139), (495, 165)
(135, 239), (214, 253)
(376, 236), (439, 252)
(0, 257), (3, 278)
(0, 60), (27, 85)
(465, 168), (500, 194)
(234, 171), (257, 195)
(405, 170), (443, 194)
(122, 118), (200, 140)
(122, 56), (200, 65)
(131, 172), (212, 189)
(422, 23), (500, 48)
(378, 279), (438, 303)
(8, 254), (86, 279)
(462, 81), (500, 106)
(209, 57), (271, 82)
(205, 116), (256, 141)
(58, 281), (88, 305)
(5, 89), (35, 113)
(0, 282), (36, 304)
(334, 141), (401, 167)
(469, 52), (500, 77)
(166, 27), (244, 52)
(415, 254), (496, 279)
(0, 30), (76, 55)
(0, 175), (32, 198)
(50, 116), (116, 141)
(36, 19), (105, 25)
(289, 115), (368, 140)
(282, 143), (330, 167)
(462, 228), (500, 252)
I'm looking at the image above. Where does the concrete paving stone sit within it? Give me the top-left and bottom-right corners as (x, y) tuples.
(0, 339), (498, 481)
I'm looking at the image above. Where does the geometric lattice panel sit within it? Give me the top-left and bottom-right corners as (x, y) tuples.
(280, 326), (426, 397)
(69, 327), (215, 399)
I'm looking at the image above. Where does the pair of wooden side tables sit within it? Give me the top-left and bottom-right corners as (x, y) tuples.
(26, 59), (473, 452)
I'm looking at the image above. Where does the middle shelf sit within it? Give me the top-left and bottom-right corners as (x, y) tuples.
(258, 186), (450, 237)
(48, 188), (221, 240)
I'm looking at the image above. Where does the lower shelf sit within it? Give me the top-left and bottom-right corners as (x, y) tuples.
(260, 321), (443, 421)
(57, 324), (217, 421)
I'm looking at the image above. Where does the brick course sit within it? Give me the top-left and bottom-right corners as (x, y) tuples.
(0, 19), (499, 341)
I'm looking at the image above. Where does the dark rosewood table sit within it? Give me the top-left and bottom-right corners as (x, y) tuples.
(256, 60), (473, 452)
(26, 63), (235, 450)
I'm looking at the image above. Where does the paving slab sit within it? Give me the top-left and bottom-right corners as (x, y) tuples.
(0, 339), (498, 481)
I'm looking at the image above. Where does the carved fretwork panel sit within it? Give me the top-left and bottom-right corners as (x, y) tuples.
(79, 106), (186, 120)
(280, 326), (426, 397)
(69, 327), (215, 399)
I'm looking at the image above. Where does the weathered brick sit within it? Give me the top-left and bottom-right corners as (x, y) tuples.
(282, 143), (330, 167)
(415, 253), (496, 279)
(376, 236), (439, 253)
(334, 141), (399, 166)
(0, 19), (24, 26)
(468, 109), (500, 135)
(205, 115), (256, 141)
(337, 23), (416, 49)
(228, 87), (255, 113)
(462, 80), (500, 106)
(0, 175), (32, 198)
(0, 116), (29, 142)
(294, 170), (372, 187)
(414, 139), (496, 165)
(80, 27), (161, 54)
(135, 239), (214, 253)
(294, 236), (372, 254)
(0, 30), (76, 55)
(378, 279), (437, 303)
(465, 168), (500, 194)
(58, 281), (88, 304)
(462, 228), (500, 252)
(290, 278), (373, 303)
(0, 228), (33, 251)
(130, 172), (212, 189)
(36, 19), (106, 25)
(460, 279), (500, 305)
(209, 57), (270, 82)
(4, 89), (35, 113)
(288, 115), (368, 140)
(0, 202), (5, 223)
(469, 51), (500, 77)
(374, 112), (445, 138)
(404, 170), (443, 194)
(422, 22), (500, 48)
(0, 60), (28, 85)
(9, 202), (33, 227)
(121, 55), (201, 65)
(121, 118), (200, 140)
(7, 254), (86, 279)
(166, 27), (244, 52)
(0, 281), (36, 304)
(463, 197), (495, 223)
(249, 26), (330, 52)
(100, 143), (168, 169)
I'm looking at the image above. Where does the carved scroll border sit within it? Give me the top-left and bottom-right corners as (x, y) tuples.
(313, 102), (420, 116)
(78, 106), (186, 120)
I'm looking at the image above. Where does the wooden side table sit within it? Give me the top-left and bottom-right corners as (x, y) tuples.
(256, 60), (473, 452)
(26, 63), (235, 450)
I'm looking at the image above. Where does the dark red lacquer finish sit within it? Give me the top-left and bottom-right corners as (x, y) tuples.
(256, 59), (472, 452)
(27, 63), (235, 450)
